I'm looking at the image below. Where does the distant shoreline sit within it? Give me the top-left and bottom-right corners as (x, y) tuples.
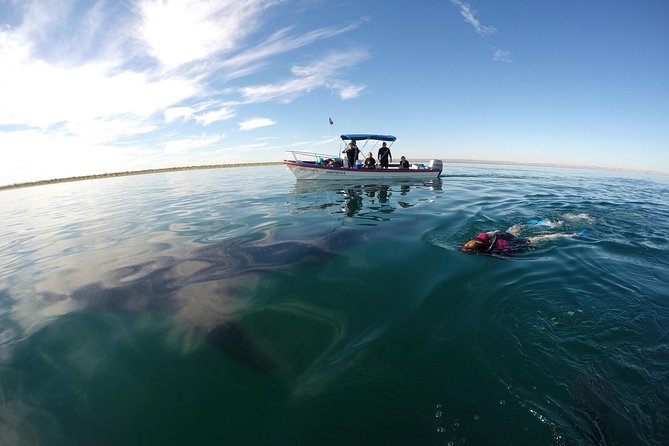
(0, 162), (281, 191)
(2, 159), (665, 191)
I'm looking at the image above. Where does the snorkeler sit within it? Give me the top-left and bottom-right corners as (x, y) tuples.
(460, 224), (578, 255)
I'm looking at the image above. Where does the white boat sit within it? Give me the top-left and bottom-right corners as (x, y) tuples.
(283, 134), (443, 180)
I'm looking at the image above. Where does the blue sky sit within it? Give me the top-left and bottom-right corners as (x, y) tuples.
(1, 0), (668, 184)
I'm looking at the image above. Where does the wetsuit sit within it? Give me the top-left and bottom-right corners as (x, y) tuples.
(344, 145), (360, 167)
(476, 231), (533, 254)
(378, 146), (392, 168)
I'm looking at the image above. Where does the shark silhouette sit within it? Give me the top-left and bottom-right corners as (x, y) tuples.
(5, 182), (431, 375)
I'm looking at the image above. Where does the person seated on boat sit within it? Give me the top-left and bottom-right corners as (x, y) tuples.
(399, 156), (410, 169)
(377, 142), (392, 169)
(460, 226), (578, 255)
(343, 141), (360, 167)
(363, 152), (376, 169)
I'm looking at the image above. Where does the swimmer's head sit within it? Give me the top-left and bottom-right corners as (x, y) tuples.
(460, 234), (492, 253)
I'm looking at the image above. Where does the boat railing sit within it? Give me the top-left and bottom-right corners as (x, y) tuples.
(286, 150), (340, 162)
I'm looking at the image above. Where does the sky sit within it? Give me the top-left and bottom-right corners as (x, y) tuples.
(1, 0), (668, 185)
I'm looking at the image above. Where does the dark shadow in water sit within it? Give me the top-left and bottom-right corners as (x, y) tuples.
(71, 280), (180, 313)
(119, 242), (333, 368)
(206, 321), (279, 372)
(15, 180), (437, 377)
(568, 363), (621, 446)
(27, 217), (410, 374)
(191, 236), (333, 283)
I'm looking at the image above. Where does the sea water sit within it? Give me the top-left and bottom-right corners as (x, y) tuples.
(0, 164), (667, 445)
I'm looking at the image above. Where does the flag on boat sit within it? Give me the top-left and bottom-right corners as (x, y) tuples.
(328, 116), (334, 125)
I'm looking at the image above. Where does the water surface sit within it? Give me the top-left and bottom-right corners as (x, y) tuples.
(1, 164), (668, 445)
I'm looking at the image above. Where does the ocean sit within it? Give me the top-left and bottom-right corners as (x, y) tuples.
(1, 164), (667, 445)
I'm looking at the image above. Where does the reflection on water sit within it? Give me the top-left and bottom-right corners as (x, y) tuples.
(290, 179), (442, 220)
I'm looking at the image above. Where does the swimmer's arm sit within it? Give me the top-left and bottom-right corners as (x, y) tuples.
(527, 233), (577, 243)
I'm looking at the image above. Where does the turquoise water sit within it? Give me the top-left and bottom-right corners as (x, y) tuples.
(1, 164), (668, 445)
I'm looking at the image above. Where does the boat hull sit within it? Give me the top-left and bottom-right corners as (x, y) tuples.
(283, 161), (441, 180)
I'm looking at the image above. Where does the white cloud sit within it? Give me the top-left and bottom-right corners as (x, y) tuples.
(0, 41), (199, 129)
(492, 47), (512, 63)
(165, 107), (195, 123)
(239, 78), (317, 103)
(194, 107), (236, 126)
(63, 116), (159, 143)
(0, 0), (366, 184)
(164, 101), (237, 124)
(238, 118), (276, 131)
(239, 50), (368, 103)
(450, 0), (496, 35)
(217, 22), (361, 80)
(138, 0), (279, 69)
(337, 84), (365, 100)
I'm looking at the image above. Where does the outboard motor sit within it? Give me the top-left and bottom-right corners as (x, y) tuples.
(429, 159), (443, 176)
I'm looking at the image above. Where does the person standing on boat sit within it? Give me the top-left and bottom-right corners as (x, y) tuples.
(399, 156), (410, 169)
(378, 142), (392, 169)
(363, 152), (376, 169)
(343, 140), (360, 168)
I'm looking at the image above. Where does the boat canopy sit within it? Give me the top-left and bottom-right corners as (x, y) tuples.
(340, 134), (396, 142)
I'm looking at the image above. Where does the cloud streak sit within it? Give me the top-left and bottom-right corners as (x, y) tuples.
(238, 50), (368, 103)
(239, 118), (276, 131)
(449, 1), (511, 63)
(450, 0), (496, 35)
(217, 22), (362, 80)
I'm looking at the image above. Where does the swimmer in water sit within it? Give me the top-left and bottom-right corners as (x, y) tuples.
(461, 224), (578, 255)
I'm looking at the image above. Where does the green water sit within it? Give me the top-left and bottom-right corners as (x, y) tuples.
(1, 165), (667, 445)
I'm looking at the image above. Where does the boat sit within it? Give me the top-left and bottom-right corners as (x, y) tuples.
(283, 134), (443, 180)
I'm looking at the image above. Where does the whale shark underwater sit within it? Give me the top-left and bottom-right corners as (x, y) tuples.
(0, 179), (447, 446)
(7, 230), (349, 374)
(2, 182), (429, 376)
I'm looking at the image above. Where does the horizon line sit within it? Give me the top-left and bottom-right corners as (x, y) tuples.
(2, 158), (666, 190)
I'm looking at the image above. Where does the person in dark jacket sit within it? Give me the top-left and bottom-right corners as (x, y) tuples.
(343, 141), (360, 167)
(363, 152), (376, 169)
(377, 142), (392, 169)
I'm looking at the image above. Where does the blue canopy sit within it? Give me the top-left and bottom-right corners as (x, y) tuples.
(340, 134), (396, 142)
